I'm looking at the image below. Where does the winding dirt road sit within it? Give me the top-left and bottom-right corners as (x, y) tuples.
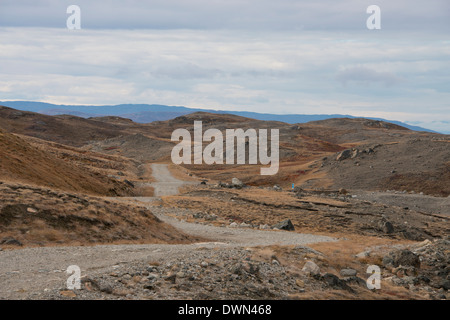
(0, 164), (336, 299)
(149, 163), (197, 196)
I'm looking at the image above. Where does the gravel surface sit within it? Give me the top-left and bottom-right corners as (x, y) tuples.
(352, 190), (450, 216)
(0, 164), (336, 299)
(147, 163), (197, 196)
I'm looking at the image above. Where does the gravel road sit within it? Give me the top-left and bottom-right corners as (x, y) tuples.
(146, 163), (197, 196)
(0, 164), (336, 299)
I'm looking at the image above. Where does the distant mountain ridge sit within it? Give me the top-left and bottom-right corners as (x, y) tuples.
(0, 101), (440, 133)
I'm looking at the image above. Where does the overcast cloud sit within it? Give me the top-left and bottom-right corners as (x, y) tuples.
(0, 1), (449, 132)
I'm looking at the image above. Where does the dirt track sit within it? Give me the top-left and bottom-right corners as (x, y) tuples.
(149, 163), (197, 196)
(0, 164), (336, 299)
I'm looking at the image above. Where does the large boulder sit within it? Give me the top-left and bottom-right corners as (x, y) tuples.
(231, 178), (244, 188)
(272, 219), (295, 231)
(302, 261), (320, 275)
(336, 149), (352, 161)
(391, 249), (421, 268)
(378, 219), (395, 234)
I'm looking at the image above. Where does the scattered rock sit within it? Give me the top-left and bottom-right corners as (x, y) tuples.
(336, 149), (352, 161)
(320, 273), (353, 292)
(240, 222), (252, 228)
(378, 219), (395, 234)
(302, 261), (320, 275)
(231, 178), (244, 188)
(342, 276), (366, 287)
(296, 279), (305, 287)
(272, 219), (295, 231)
(59, 290), (76, 298)
(100, 284), (113, 294)
(351, 149), (359, 159)
(164, 274), (177, 284)
(382, 255), (394, 268)
(0, 237), (23, 246)
(355, 251), (371, 259)
(439, 280), (450, 291)
(26, 207), (38, 214)
(340, 268), (357, 277)
(273, 185), (282, 191)
(123, 180), (134, 188)
(242, 262), (259, 275)
(391, 249), (421, 268)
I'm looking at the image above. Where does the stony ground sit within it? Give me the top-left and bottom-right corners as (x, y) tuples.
(23, 238), (450, 300)
(1, 165), (448, 300)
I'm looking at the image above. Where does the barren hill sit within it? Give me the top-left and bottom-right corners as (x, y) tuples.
(295, 117), (420, 145)
(85, 133), (174, 162)
(0, 181), (201, 247)
(310, 137), (450, 196)
(82, 112), (450, 196)
(0, 129), (134, 196)
(0, 106), (133, 147)
(1, 106), (448, 196)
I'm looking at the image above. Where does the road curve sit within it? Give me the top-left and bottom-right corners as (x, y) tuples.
(0, 163), (336, 299)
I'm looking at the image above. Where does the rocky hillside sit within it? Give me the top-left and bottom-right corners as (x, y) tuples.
(0, 182), (202, 247)
(0, 129), (134, 196)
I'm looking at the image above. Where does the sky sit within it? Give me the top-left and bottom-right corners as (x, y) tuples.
(0, 0), (449, 133)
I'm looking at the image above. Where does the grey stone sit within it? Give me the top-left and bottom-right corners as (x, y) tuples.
(382, 255), (394, 267)
(0, 237), (23, 246)
(355, 251), (371, 259)
(99, 284), (113, 294)
(340, 268), (357, 277)
(392, 249), (421, 268)
(321, 273), (353, 292)
(147, 273), (159, 280)
(302, 261), (320, 275)
(336, 149), (352, 161)
(439, 280), (450, 291)
(231, 178), (244, 188)
(272, 219), (295, 231)
(342, 276), (366, 287)
(240, 222), (251, 228)
(379, 220), (395, 234)
(123, 180), (134, 188)
(164, 274), (176, 284)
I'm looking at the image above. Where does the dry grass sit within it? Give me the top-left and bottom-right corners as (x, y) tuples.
(248, 241), (427, 300)
(0, 182), (205, 248)
(167, 163), (201, 182)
